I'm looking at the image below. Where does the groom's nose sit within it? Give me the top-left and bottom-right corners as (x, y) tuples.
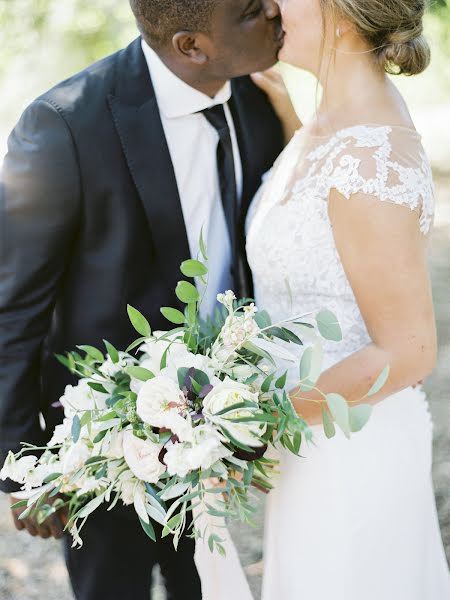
(263, 0), (281, 20)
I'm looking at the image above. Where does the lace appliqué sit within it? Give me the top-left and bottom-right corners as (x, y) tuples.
(246, 125), (435, 376)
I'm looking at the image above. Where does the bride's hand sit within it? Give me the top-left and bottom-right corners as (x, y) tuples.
(251, 68), (302, 144)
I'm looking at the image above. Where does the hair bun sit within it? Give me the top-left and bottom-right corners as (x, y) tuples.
(376, 22), (430, 76)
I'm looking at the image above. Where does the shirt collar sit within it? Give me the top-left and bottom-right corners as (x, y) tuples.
(141, 39), (232, 119)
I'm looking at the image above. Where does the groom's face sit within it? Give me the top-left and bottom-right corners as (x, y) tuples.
(198, 0), (284, 78)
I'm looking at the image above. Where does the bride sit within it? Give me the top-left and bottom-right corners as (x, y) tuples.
(244, 0), (450, 597)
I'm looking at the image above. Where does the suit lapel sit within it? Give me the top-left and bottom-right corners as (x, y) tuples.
(108, 38), (190, 302)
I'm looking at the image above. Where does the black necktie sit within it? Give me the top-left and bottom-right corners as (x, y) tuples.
(202, 104), (238, 267)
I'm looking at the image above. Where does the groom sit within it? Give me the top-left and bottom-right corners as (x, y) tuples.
(0, 0), (284, 598)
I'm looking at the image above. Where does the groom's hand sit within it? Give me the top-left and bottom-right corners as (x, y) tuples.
(9, 494), (69, 540)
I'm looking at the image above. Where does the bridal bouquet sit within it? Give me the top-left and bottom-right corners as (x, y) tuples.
(1, 249), (383, 553)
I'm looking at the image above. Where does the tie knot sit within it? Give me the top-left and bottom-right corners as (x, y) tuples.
(202, 104), (229, 136)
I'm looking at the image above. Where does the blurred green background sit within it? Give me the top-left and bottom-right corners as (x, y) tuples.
(0, 1), (449, 599)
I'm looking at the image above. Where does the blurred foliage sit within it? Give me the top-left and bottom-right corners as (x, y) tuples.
(0, 0), (136, 79)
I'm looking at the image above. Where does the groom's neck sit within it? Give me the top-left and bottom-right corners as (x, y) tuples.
(157, 52), (228, 99)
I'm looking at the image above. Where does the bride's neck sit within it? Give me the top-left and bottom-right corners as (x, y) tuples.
(315, 45), (391, 127)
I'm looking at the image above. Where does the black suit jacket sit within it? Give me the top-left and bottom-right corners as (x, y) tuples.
(0, 38), (284, 493)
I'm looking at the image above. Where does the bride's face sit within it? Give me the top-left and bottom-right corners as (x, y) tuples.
(276, 0), (331, 72)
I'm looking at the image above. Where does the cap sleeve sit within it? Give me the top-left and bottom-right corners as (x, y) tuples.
(322, 125), (435, 235)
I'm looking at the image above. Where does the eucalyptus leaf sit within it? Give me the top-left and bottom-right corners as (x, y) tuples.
(321, 406), (336, 439)
(367, 365), (390, 396)
(326, 393), (350, 438)
(71, 415), (81, 443)
(316, 309), (342, 342)
(349, 404), (373, 432)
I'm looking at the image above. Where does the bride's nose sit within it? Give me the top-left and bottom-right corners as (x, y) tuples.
(263, 0), (281, 19)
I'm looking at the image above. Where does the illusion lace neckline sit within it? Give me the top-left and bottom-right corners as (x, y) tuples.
(301, 122), (421, 139)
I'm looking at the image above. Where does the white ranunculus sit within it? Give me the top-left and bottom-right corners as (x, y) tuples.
(203, 378), (265, 447)
(164, 425), (232, 478)
(163, 442), (192, 478)
(123, 430), (166, 483)
(188, 424), (233, 471)
(60, 379), (107, 418)
(0, 453), (37, 484)
(76, 475), (107, 496)
(48, 418), (73, 446)
(98, 352), (132, 378)
(139, 331), (185, 375)
(61, 441), (91, 475)
(24, 460), (62, 491)
(136, 376), (193, 442)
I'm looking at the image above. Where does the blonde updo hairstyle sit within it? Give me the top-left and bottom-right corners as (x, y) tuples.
(321, 0), (431, 76)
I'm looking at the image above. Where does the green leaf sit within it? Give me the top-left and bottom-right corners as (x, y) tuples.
(77, 345), (104, 362)
(326, 393), (350, 438)
(367, 365), (390, 396)
(71, 415), (81, 443)
(199, 226), (208, 261)
(10, 500), (28, 510)
(160, 307), (186, 325)
(180, 259), (208, 278)
(139, 517), (156, 541)
(162, 513), (182, 537)
(55, 353), (72, 370)
(85, 456), (106, 466)
(275, 371), (288, 389)
(127, 305), (151, 337)
(42, 472), (62, 484)
(88, 382), (109, 394)
(299, 343), (323, 391)
(261, 373), (275, 393)
(103, 340), (119, 364)
(93, 429), (108, 444)
(127, 366), (155, 382)
(349, 404), (373, 432)
(321, 406), (336, 439)
(175, 281), (199, 304)
(316, 309), (342, 342)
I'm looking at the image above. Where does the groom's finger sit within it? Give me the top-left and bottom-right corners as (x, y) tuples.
(47, 514), (64, 540)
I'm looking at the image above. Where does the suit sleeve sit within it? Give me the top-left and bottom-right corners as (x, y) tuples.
(0, 100), (80, 492)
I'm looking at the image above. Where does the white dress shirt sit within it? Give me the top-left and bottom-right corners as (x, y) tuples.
(141, 41), (243, 319)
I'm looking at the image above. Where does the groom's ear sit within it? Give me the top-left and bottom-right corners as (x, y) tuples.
(172, 32), (209, 65)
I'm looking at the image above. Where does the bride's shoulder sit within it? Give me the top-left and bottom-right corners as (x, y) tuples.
(306, 123), (434, 235)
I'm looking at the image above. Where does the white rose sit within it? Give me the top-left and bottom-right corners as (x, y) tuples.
(0, 453), (37, 484)
(123, 430), (166, 483)
(203, 379), (265, 447)
(61, 441), (91, 475)
(136, 376), (192, 442)
(60, 379), (107, 418)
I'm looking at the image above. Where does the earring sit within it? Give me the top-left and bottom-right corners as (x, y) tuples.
(336, 26), (341, 38)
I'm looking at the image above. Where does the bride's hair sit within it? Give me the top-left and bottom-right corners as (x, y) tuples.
(321, 0), (431, 76)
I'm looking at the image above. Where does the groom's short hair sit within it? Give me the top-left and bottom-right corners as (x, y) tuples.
(129, 0), (219, 48)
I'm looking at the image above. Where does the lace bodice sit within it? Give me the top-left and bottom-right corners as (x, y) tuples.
(246, 124), (434, 372)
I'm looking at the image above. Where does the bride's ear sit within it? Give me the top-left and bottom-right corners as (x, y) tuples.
(335, 19), (353, 39)
(172, 32), (209, 65)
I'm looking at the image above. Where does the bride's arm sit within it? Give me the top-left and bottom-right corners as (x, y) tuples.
(251, 69), (302, 144)
(290, 189), (437, 424)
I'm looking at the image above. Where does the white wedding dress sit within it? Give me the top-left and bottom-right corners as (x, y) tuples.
(244, 123), (450, 599)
